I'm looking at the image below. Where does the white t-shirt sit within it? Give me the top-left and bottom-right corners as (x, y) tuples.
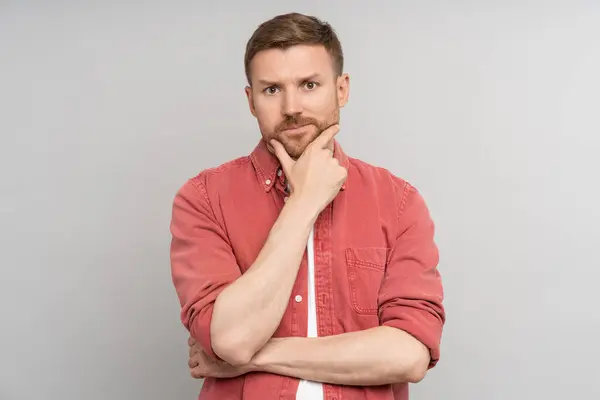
(295, 226), (323, 400)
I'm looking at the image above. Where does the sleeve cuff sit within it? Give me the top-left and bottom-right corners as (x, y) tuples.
(189, 306), (219, 360)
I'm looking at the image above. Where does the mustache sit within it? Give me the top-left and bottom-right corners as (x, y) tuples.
(275, 116), (320, 132)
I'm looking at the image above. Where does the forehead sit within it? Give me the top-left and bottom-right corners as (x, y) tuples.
(250, 44), (335, 83)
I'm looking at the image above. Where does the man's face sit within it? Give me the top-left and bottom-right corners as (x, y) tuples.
(245, 44), (349, 159)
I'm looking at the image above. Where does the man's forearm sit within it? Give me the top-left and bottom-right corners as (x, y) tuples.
(249, 326), (431, 385)
(210, 195), (317, 365)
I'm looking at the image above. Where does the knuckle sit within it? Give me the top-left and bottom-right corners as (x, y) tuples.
(191, 370), (203, 379)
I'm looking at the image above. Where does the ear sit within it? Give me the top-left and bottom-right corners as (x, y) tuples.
(337, 73), (350, 108)
(245, 85), (257, 117)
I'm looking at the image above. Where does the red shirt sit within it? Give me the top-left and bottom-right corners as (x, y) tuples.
(170, 139), (445, 400)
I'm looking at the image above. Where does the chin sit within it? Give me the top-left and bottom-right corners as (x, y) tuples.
(290, 134), (318, 155)
(283, 143), (306, 159)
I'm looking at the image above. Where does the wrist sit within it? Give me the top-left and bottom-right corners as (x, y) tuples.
(285, 193), (320, 223)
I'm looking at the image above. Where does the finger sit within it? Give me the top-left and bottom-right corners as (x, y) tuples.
(188, 358), (199, 369)
(312, 124), (340, 149)
(270, 139), (294, 177)
(191, 368), (204, 379)
(188, 336), (195, 347)
(190, 343), (202, 356)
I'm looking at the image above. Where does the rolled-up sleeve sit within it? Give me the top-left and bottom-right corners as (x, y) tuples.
(378, 182), (445, 368)
(170, 175), (241, 359)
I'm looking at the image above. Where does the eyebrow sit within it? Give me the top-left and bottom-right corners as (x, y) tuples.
(257, 73), (321, 87)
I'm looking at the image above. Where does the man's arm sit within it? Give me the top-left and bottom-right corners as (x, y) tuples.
(248, 326), (430, 385)
(209, 126), (345, 365)
(250, 182), (445, 384)
(172, 126), (346, 366)
(190, 328), (429, 385)
(377, 181), (445, 369)
(171, 177), (316, 366)
(188, 181), (445, 384)
(209, 195), (317, 365)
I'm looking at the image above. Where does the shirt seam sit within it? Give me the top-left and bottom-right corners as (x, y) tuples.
(397, 180), (414, 219)
(188, 175), (225, 237)
(189, 177), (211, 208)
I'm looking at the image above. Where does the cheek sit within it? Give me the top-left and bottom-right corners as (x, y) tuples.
(308, 89), (337, 109)
(254, 99), (280, 126)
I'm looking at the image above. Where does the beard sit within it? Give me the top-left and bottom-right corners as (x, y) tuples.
(270, 108), (339, 159)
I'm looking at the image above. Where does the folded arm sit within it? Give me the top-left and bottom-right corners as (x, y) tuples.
(255, 182), (443, 384)
(188, 181), (445, 385)
(249, 326), (429, 385)
(170, 175), (319, 366)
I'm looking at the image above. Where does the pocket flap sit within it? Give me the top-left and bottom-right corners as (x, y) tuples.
(345, 247), (388, 270)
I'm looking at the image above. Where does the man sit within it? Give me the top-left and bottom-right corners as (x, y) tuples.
(170, 12), (445, 400)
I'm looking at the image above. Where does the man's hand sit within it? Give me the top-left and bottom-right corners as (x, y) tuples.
(187, 337), (252, 379)
(270, 124), (347, 215)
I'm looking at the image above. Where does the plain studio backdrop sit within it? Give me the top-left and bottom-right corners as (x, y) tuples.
(1, 1), (599, 399)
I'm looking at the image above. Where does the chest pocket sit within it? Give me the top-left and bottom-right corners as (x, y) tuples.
(345, 247), (389, 315)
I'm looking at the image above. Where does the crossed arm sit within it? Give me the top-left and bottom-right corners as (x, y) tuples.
(189, 325), (431, 385)
(171, 176), (444, 387)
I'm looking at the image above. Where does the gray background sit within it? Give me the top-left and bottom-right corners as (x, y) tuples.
(2, 1), (599, 399)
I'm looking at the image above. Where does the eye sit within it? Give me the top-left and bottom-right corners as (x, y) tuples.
(264, 86), (280, 95)
(304, 81), (319, 90)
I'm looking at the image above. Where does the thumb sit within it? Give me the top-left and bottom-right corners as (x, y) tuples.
(270, 139), (294, 177)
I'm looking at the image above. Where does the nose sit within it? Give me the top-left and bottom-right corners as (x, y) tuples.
(282, 90), (302, 116)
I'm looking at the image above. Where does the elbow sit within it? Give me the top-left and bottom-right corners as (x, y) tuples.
(403, 352), (430, 383)
(405, 363), (428, 384)
(211, 334), (256, 367)
(209, 313), (256, 366)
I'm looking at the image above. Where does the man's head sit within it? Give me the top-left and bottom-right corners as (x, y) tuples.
(244, 13), (350, 159)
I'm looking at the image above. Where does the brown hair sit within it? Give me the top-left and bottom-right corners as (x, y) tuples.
(244, 12), (344, 85)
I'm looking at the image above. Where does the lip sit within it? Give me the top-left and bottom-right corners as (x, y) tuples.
(281, 124), (311, 135)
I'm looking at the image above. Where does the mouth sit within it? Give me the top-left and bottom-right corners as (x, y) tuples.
(281, 124), (312, 135)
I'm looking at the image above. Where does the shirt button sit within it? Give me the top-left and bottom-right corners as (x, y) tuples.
(294, 295), (303, 303)
(277, 169), (282, 177)
(265, 179), (271, 185)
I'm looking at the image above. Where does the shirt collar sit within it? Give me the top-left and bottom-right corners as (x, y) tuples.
(250, 138), (350, 193)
